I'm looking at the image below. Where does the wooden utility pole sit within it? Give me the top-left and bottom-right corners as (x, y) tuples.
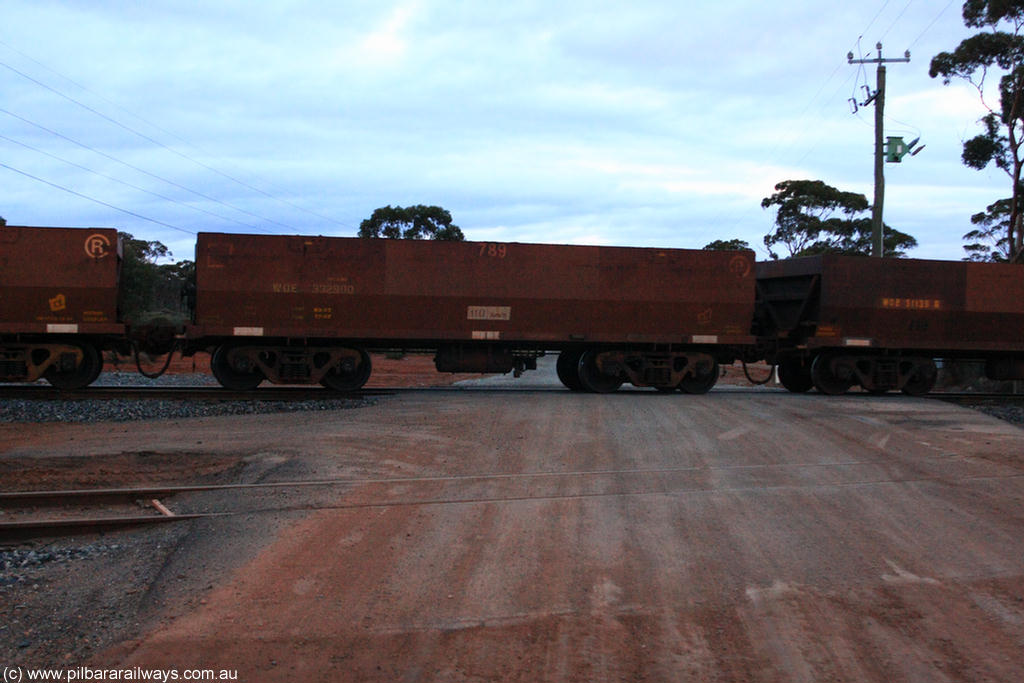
(848, 43), (910, 257)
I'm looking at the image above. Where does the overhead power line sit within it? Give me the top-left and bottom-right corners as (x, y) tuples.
(908, 0), (957, 50)
(0, 60), (299, 232)
(879, 0), (916, 42)
(0, 107), (288, 233)
(0, 161), (194, 235)
(0, 132), (269, 232)
(859, 0), (893, 41)
(0, 46), (356, 231)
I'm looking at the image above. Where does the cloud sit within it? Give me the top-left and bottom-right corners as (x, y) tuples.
(354, 3), (419, 67)
(0, 0), (1006, 261)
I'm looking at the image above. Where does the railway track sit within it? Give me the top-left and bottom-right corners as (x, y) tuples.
(2, 384), (1022, 401)
(0, 385), (394, 401)
(6, 458), (1024, 542)
(931, 392), (1024, 408)
(0, 478), (359, 541)
(0, 384), (580, 401)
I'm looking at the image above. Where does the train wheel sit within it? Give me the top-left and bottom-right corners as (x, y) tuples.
(777, 358), (813, 393)
(577, 350), (623, 393)
(556, 350), (585, 391)
(45, 343), (102, 390)
(320, 348), (372, 392)
(679, 360), (719, 394)
(211, 344), (264, 390)
(901, 359), (937, 396)
(810, 354), (853, 395)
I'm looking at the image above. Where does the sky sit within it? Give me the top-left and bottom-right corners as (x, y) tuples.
(0, 1), (1008, 262)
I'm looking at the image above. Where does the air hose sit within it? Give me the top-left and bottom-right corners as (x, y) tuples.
(741, 360), (776, 386)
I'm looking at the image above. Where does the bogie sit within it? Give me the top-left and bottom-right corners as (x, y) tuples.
(210, 344), (372, 390)
(566, 349), (723, 394)
(805, 353), (939, 396)
(0, 342), (103, 389)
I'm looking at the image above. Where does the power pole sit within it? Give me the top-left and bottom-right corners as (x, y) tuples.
(848, 43), (910, 257)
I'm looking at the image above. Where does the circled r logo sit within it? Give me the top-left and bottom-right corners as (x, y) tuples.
(85, 233), (111, 259)
(728, 254), (751, 278)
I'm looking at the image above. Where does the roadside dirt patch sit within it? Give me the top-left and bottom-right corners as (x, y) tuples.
(0, 451), (246, 492)
(85, 391), (1024, 681)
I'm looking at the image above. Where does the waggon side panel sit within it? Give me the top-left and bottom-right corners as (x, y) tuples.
(0, 225), (123, 335)
(192, 234), (755, 346)
(758, 255), (1024, 353)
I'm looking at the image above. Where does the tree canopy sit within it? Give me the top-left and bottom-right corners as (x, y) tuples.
(357, 205), (464, 240)
(702, 238), (751, 251)
(930, 0), (1024, 261)
(761, 179), (917, 258)
(118, 232), (193, 324)
(964, 196), (1015, 261)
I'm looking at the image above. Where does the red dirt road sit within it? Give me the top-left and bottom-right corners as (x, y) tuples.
(85, 380), (1024, 682)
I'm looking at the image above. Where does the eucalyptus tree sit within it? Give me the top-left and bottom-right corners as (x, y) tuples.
(930, 0), (1024, 261)
(358, 205), (464, 240)
(761, 179), (916, 259)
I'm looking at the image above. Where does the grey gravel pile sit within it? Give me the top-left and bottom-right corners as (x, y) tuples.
(94, 371), (219, 387)
(0, 544), (122, 589)
(965, 403), (1024, 426)
(1, 372), (374, 423)
(0, 397), (371, 423)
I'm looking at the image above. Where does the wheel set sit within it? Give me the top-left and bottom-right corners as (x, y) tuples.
(776, 353), (938, 396)
(556, 350), (720, 394)
(210, 344), (373, 392)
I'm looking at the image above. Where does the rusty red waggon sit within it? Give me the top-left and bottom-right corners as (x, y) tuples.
(0, 225), (124, 388)
(186, 233), (757, 392)
(755, 254), (1024, 394)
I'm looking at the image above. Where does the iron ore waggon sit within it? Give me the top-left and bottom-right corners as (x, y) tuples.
(756, 254), (1024, 395)
(9, 225), (1024, 396)
(0, 225), (124, 389)
(185, 233), (757, 392)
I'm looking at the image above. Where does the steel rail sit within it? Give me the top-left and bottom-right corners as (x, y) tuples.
(1, 459), (906, 539)
(7, 468), (1024, 542)
(5, 445), (1022, 509)
(2, 383), (1022, 401)
(0, 385), (392, 401)
(932, 392), (1024, 400)
(0, 512), (216, 541)
(0, 457), (908, 508)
